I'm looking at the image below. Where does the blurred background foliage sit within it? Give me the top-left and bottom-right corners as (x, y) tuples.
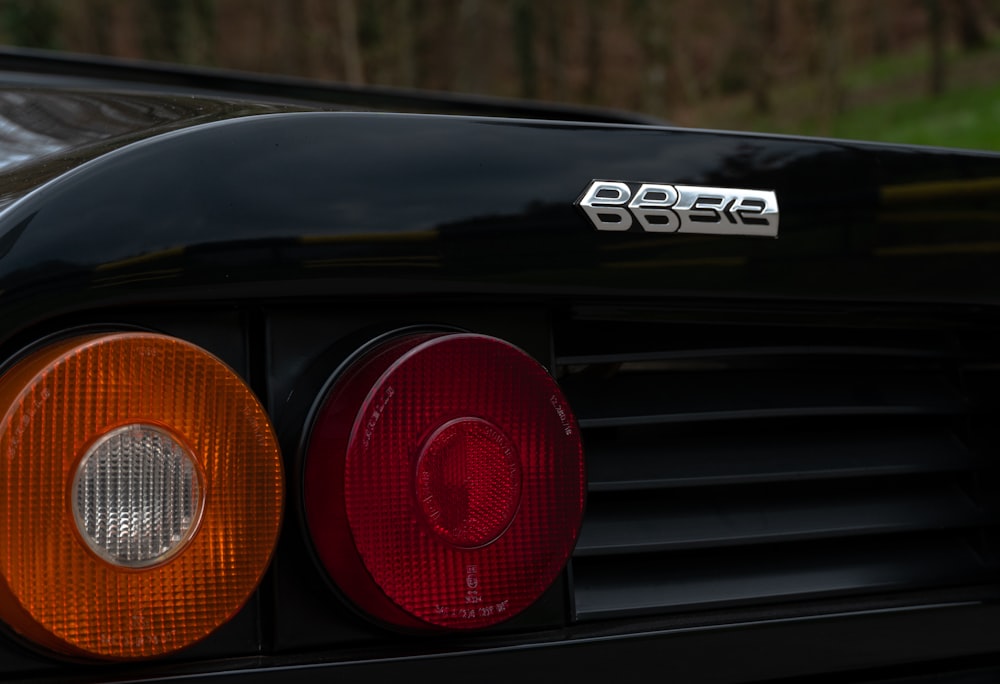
(2, 0), (1000, 149)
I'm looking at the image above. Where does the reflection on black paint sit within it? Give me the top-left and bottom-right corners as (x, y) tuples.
(1, 108), (1000, 332)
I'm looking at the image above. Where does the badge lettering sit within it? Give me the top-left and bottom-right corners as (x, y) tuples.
(577, 180), (778, 237)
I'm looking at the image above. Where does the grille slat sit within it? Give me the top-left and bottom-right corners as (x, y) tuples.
(557, 344), (949, 367)
(576, 482), (984, 556)
(573, 537), (992, 620)
(585, 427), (970, 492)
(565, 370), (965, 428)
(558, 308), (998, 622)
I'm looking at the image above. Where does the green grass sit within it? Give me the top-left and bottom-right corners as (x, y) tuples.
(843, 45), (935, 91)
(681, 42), (1000, 152)
(827, 82), (1000, 150)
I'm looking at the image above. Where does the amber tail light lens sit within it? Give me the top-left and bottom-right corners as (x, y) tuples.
(0, 333), (284, 660)
(304, 333), (585, 631)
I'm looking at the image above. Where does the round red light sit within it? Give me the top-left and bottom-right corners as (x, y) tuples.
(415, 416), (522, 549)
(303, 333), (585, 630)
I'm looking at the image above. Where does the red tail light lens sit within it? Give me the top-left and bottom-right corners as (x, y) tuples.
(0, 333), (284, 660)
(304, 333), (585, 630)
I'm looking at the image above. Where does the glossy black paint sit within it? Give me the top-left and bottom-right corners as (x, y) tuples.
(3, 84), (1000, 683)
(2, 107), (1000, 345)
(0, 89), (297, 210)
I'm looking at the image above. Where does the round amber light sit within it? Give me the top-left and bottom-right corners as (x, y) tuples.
(0, 333), (284, 660)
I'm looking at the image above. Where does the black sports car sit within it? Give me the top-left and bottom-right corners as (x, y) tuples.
(0, 48), (998, 683)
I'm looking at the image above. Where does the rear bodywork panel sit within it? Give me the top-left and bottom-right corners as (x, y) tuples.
(2, 60), (1000, 683)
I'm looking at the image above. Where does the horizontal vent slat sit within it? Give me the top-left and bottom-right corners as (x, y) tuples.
(563, 371), (964, 428)
(557, 345), (948, 367)
(555, 309), (995, 624)
(555, 313), (957, 360)
(585, 427), (970, 492)
(574, 483), (983, 557)
(572, 537), (991, 620)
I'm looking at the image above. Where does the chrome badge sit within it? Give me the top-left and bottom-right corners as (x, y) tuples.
(577, 181), (779, 238)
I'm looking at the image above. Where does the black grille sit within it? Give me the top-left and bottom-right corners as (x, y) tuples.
(555, 306), (1000, 622)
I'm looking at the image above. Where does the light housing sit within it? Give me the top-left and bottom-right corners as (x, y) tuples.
(0, 332), (284, 660)
(304, 332), (585, 630)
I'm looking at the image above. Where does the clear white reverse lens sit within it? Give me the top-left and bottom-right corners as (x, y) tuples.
(72, 424), (203, 568)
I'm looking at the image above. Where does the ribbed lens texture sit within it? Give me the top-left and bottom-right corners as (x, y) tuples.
(0, 333), (284, 660)
(416, 417), (521, 548)
(348, 336), (584, 628)
(74, 425), (202, 568)
(306, 333), (585, 631)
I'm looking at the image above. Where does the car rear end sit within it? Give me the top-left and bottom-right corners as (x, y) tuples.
(1, 55), (1000, 683)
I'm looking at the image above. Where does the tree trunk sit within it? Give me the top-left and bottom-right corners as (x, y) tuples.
(816, 0), (845, 132)
(541, 2), (564, 100)
(336, 0), (364, 84)
(926, 0), (946, 96)
(631, 0), (671, 117)
(512, 0), (537, 99)
(455, 0), (483, 93)
(0, 0), (59, 50)
(392, 0), (417, 88)
(583, 0), (602, 105)
(956, 0), (990, 51)
(872, 1), (891, 55)
(748, 0), (776, 115)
